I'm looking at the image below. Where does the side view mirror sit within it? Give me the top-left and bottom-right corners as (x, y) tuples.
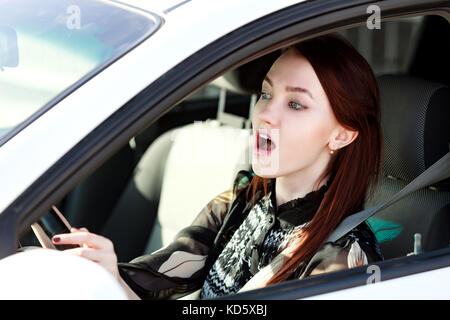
(0, 26), (19, 71)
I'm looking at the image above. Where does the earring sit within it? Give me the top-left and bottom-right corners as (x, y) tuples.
(329, 149), (335, 155)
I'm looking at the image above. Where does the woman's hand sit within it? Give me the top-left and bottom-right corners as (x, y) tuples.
(52, 228), (119, 281)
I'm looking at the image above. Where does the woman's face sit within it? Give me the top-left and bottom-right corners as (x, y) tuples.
(251, 48), (346, 180)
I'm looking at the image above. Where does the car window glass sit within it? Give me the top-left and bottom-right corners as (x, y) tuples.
(0, 0), (161, 141)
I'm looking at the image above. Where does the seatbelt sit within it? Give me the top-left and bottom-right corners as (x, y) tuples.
(326, 150), (450, 243)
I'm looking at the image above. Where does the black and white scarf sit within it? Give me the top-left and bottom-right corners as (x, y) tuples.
(200, 183), (327, 299)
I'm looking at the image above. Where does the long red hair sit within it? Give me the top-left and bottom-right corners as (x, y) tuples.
(245, 34), (383, 285)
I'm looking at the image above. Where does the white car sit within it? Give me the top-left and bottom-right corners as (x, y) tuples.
(0, 0), (449, 299)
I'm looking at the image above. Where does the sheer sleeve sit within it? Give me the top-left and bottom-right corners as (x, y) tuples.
(117, 170), (253, 299)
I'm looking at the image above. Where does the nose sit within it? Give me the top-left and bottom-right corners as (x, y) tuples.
(255, 99), (280, 128)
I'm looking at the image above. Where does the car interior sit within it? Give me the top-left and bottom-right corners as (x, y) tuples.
(19, 14), (450, 281)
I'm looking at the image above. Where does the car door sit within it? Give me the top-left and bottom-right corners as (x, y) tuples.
(1, 0), (449, 299)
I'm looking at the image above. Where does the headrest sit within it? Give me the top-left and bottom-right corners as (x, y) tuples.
(378, 74), (450, 188)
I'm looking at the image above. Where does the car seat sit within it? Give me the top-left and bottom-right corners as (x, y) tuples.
(365, 74), (450, 259)
(100, 83), (255, 262)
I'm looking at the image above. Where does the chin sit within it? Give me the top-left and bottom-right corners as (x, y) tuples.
(251, 162), (280, 179)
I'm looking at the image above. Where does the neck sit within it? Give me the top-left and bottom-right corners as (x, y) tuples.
(275, 166), (329, 209)
(263, 146), (332, 209)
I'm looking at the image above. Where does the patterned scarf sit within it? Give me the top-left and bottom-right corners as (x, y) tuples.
(200, 182), (328, 299)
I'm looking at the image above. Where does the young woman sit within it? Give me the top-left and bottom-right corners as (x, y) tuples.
(52, 34), (384, 299)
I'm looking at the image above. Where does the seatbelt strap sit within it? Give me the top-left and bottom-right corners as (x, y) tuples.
(326, 151), (450, 243)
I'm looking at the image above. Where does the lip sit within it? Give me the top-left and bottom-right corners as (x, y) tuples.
(256, 128), (272, 142)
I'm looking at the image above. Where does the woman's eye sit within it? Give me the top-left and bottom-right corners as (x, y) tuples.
(288, 101), (306, 110)
(260, 91), (271, 100)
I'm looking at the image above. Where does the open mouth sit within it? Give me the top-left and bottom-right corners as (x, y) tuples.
(255, 129), (276, 154)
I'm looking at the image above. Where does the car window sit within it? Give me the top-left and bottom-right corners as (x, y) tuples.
(337, 16), (424, 75)
(0, 0), (161, 141)
(47, 14), (434, 259)
(187, 15), (425, 120)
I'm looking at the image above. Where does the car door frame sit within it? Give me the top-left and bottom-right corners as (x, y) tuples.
(1, 0), (449, 297)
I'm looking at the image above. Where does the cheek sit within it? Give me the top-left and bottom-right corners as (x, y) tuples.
(280, 117), (333, 162)
(285, 115), (332, 144)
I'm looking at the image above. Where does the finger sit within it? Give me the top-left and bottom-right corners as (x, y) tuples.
(52, 232), (109, 249)
(69, 228), (89, 248)
(64, 247), (116, 264)
(64, 247), (119, 279)
(64, 247), (100, 262)
(70, 227), (89, 233)
(52, 232), (113, 250)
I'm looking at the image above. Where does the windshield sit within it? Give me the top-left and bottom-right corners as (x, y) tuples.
(0, 0), (161, 142)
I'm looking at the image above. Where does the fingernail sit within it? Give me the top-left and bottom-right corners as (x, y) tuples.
(53, 237), (60, 243)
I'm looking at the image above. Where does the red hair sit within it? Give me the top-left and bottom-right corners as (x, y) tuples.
(245, 34), (383, 285)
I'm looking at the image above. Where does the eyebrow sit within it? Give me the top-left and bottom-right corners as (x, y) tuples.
(264, 76), (314, 100)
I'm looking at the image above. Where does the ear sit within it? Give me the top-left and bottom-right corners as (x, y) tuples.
(329, 126), (359, 151)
